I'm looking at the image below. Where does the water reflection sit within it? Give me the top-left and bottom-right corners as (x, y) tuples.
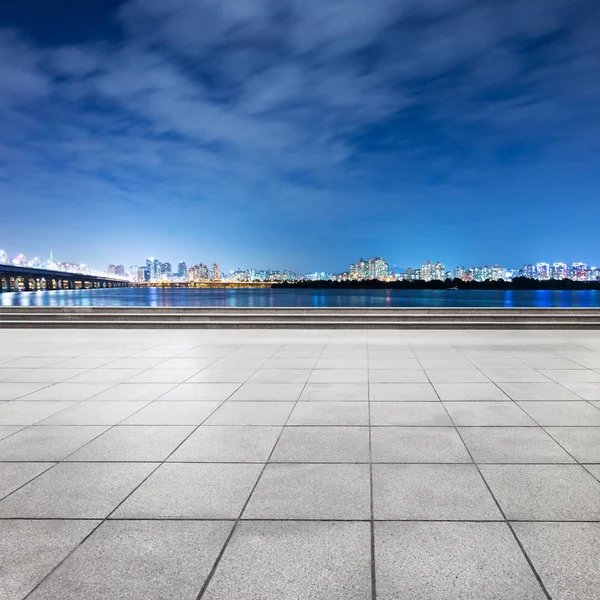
(2, 288), (600, 308)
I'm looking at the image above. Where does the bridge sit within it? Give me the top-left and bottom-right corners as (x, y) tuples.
(0, 263), (130, 292)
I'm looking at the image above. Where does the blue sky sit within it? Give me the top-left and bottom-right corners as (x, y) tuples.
(1, 0), (599, 272)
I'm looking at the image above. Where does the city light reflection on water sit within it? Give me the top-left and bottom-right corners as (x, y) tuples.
(1, 288), (600, 308)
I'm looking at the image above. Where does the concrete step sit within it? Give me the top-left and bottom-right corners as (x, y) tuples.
(3, 319), (600, 329)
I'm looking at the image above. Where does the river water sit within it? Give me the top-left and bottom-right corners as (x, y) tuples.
(1, 287), (600, 308)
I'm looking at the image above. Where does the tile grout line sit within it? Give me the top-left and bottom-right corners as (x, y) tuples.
(367, 336), (377, 600)
(194, 337), (330, 599)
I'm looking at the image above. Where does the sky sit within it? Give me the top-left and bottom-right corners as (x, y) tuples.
(1, 0), (599, 273)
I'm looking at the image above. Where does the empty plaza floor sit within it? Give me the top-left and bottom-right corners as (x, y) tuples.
(1, 328), (600, 600)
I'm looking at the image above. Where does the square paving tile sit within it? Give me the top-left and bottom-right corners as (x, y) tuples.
(498, 382), (581, 401)
(229, 383), (304, 401)
(121, 401), (221, 425)
(517, 401), (600, 426)
(444, 402), (536, 426)
(249, 369), (311, 383)
(560, 382), (600, 400)
(288, 402), (369, 425)
(434, 383), (510, 401)
(371, 402), (452, 426)
(8, 368), (88, 383)
(0, 462), (55, 499)
(113, 463), (262, 518)
(243, 463), (370, 519)
(187, 369), (255, 383)
(26, 520), (233, 600)
(270, 426), (370, 462)
(426, 370), (490, 383)
(371, 427), (471, 463)
(0, 424), (24, 440)
(368, 358), (421, 369)
(157, 382), (239, 401)
(0, 401), (76, 425)
(204, 401), (294, 425)
(544, 427), (600, 462)
(0, 382), (68, 401)
(169, 425), (281, 462)
(89, 383), (176, 402)
(69, 369), (143, 384)
(0, 462), (155, 518)
(262, 358), (317, 370)
(22, 383), (114, 401)
(369, 370), (428, 383)
(202, 521), (371, 600)
(512, 522), (600, 600)
(373, 464), (501, 520)
(540, 369), (600, 383)
(300, 383), (369, 401)
(459, 427), (574, 463)
(65, 426), (194, 462)
(375, 522), (546, 600)
(418, 358), (475, 370)
(0, 520), (99, 600)
(39, 401), (149, 425)
(308, 369), (368, 384)
(480, 464), (600, 520)
(127, 369), (199, 384)
(483, 369), (550, 383)
(369, 383), (438, 401)
(0, 425), (109, 461)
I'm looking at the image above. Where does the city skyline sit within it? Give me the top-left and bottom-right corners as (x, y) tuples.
(2, 1), (600, 270)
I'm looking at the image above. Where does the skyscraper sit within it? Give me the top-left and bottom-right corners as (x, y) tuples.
(211, 263), (221, 281)
(177, 262), (187, 279)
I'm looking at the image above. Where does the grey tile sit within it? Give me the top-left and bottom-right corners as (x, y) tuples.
(444, 402), (536, 426)
(483, 369), (550, 383)
(426, 370), (490, 383)
(369, 370), (428, 383)
(270, 426), (370, 462)
(517, 401), (600, 426)
(418, 358), (476, 370)
(39, 401), (149, 425)
(498, 382), (581, 401)
(127, 369), (199, 384)
(153, 357), (216, 370)
(0, 462), (55, 499)
(369, 383), (438, 401)
(300, 383), (369, 401)
(0, 462), (155, 518)
(202, 521), (371, 600)
(0, 424), (25, 440)
(512, 522), (600, 600)
(22, 383), (113, 401)
(371, 402), (452, 426)
(375, 522), (546, 600)
(186, 368), (255, 383)
(480, 464), (600, 520)
(104, 357), (166, 369)
(27, 520), (233, 600)
(158, 382), (239, 401)
(0, 401), (76, 425)
(262, 358), (317, 370)
(308, 369), (368, 384)
(8, 368), (88, 383)
(459, 427), (574, 463)
(243, 463), (371, 519)
(0, 382), (53, 401)
(288, 402), (369, 425)
(0, 368), (33, 381)
(368, 358), (421, 369)
(90, 383), (176, 402)
(0, 520), (99, 600)
(169, 426), (281, 462)
(113, 463), (262, 518)
(315, 358), (368, 369)
(371, 427), (471, 463)
(66, 426), (194, 462)
(540, 369), (600, 383)
(69, 369), (143, 384)
(560, 382), (600, 400)
(434, 383), (510, 401)
(544, 426), (600, 462)
(121, 401), (221, 425)
(229, 382), (304, 401)
(249, 369), (311, 383)
(204, 401), (294, 425)
(0, 425), (109, 461)
(373, 464), (501, 520)
(585, 464), (600, 480)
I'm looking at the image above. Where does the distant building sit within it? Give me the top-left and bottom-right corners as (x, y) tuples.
(536, 263), (550, 281)
(552, 263), (568, 280)
(108, 264), (125, 277)
(211, 263), (221, 281)
(177, 262), (187, 279)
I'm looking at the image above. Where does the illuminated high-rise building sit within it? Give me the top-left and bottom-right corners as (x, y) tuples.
(421, 261), (432, 282)
(0, 249), (8, 264)
(454, 266), (464, 280)
(177, 262), (187, 279)
(551, 263), (568, 280)
(536, 263), (550, 280)
(431, 261), (445, 281)
(211, 263), (221, 281)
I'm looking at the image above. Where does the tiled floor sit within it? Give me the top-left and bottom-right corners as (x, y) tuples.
(1, 328), (600, 599)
